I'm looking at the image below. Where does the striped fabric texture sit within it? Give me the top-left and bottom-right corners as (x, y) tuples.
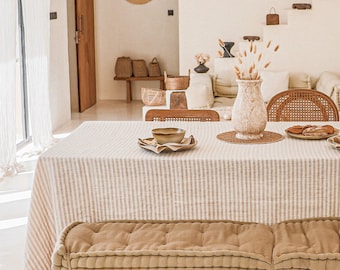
(25, 121), (340, 270)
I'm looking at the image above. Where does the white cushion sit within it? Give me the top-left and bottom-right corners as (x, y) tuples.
(315, 71), (340, 97)
(190, 72), (212, 88)
(212, 97), (235, 120)
(213, 73), (238, 97)
(185, 84), (214, 109)
(185, 73), (214, 109)
(260, 71), (289, 102)
(288, 72), (311, 89)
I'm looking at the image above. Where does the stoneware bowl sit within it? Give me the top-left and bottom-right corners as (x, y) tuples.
(152, 128), (186, 144)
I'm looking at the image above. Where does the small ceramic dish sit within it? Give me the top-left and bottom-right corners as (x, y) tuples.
(138, 135), (197, 154)
(152, 127), (186, 144)
(327, 135), (340, 150)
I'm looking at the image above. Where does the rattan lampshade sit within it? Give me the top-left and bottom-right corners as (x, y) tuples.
(126, 0), (151, 4)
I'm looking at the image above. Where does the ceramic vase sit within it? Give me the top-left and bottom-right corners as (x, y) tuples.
(194, 63), (209, 73)
(221, 42), (235, 58)
(231, 79), (267, 140)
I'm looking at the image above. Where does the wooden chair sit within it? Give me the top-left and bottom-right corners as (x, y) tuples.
(267, 89), (339, 121)
(145, 109), (220, 122)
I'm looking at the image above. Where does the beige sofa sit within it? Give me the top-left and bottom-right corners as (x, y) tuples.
(142, 70), (340, 120)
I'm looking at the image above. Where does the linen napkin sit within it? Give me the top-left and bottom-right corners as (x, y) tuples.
(138, 135), (196, 154)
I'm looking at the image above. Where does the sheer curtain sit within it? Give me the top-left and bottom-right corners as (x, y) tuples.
(0, 1), (18, 178)
(22, 0), (54, 152)
(0, 0), (54, 179)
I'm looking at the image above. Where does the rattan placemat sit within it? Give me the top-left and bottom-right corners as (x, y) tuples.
(217, 131), (284, 144)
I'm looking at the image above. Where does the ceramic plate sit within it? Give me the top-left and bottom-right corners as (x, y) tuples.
(285, 128), (339, 140)
(327, 135), (340, 149)
(138, 135), (197, 154)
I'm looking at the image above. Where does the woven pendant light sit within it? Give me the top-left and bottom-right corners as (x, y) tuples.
(126, 0), (151, 4)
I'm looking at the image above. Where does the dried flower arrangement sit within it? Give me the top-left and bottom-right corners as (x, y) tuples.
(233, 40), (279, 80)
(195, 53), (210, 65)
(218, 39), (279, 80)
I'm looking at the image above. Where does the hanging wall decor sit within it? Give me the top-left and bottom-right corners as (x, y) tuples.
(292, 3), (312, 9)
(218, 39), (235, 58)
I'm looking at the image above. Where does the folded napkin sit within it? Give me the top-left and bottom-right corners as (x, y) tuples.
(328, 135), (340, 149)
(138, 135), (196, 154)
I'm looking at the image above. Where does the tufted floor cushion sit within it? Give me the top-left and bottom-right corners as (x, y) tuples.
(272, 218), (340, 270)
(51, 220), (274, 270)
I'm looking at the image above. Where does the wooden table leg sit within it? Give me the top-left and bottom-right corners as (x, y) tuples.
(126, 80), (132, 102)
(160, 80), (165, 90)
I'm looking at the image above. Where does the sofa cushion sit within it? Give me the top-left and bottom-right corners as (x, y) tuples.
(315, 71), (340, 97)
(213, 71), (238, 98)
(185, 73), (214, 109)
(288, 72), (311, 89)
(260, 71), (289, 102)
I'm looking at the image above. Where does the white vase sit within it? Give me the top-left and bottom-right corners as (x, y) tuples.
(231, 79), (267, 140)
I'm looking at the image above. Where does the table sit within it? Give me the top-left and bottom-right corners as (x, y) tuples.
(114, 76), (165, 102)
(25, 121), (340, 270)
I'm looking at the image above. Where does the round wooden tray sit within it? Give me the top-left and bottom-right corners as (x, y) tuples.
(217, 131), (284, 144)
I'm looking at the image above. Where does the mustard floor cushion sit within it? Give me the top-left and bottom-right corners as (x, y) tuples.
(52, 220), (273, 270)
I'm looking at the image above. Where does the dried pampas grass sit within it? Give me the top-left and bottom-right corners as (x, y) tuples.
(233, 40), (279, 80)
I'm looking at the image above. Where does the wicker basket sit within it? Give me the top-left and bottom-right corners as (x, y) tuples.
(149, 57), (161, 77)
(141, 88), (166, 106)
(115, 57), (133, 78)
(132, 59), (148, 77)
(164, 70), (190, 90)
(266, 7), (279, 25)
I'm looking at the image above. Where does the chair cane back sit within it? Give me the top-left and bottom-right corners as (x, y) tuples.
(267, 89), (339, 122)
(145, 109), (220, 122)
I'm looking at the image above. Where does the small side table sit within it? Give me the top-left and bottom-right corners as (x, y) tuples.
(114, 76), (165, 102)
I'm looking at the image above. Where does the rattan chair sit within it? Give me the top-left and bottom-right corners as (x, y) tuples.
(267, 89), (339, 121)
(145, 109), (220, 122)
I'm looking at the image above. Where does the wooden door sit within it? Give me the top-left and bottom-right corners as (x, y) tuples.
(75, 0), (96, 112)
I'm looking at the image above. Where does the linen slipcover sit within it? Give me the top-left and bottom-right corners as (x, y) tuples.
(52, 218), (340, 270)
(52, 220), (274, 270)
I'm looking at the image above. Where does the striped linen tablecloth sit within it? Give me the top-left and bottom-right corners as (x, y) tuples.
(25, 120), (340, 270)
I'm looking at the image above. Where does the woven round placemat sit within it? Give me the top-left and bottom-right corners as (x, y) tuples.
(217, 131), (284, 144)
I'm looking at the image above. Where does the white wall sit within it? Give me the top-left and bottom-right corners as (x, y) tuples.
(49, 0), (71, 131)
(94, 0), (179, 101)
(49, 0), (340, 129)
(179, 0), (340, 84)
(263, 0), (340, 85)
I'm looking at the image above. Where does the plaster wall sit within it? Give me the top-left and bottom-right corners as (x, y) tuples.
(48, 0), (340, 129)
(179, 0), (340, 83)
(49, 0), (71, 130)
(94, 0), (179, 101)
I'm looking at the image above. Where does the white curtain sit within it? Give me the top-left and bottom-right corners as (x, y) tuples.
(0, 0), (54, 178)
(22, 0), (53, 152)
(0, 1), (18, 178)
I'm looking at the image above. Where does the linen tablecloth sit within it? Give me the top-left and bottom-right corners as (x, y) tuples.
(25, 121), (340, 270)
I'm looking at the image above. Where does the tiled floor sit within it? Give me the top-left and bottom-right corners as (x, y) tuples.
(0, 100), (143, 270)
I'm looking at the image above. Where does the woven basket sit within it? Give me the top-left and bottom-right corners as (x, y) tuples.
(132, 59), (148, 77)
(266, 7), (279, 25)
(164, 70), (190, 90)
(141, 88), (166, 106)
(114, 57), (132, 78)
(148, 57), (161, 77)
